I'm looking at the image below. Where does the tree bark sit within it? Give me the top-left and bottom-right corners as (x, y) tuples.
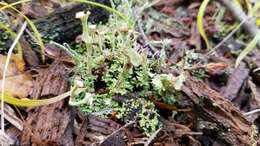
(182, 74), (253, 146)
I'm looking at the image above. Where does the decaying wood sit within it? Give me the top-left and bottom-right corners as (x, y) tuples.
(20, 61), (73, 146)
(32, 0), (110, 43)
(1, 0), (110, 49)
(75, 114), (122, 146)
(182, 74), (253, 146)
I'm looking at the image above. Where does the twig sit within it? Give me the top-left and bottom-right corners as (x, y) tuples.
(244, 109), (260, 116)
(193, 18), (248, 66)
(186, 132), (203, 135)
(100, 121), (135, 144)
(205, 18), (247, 57)
(144, 127), (162, 146)
(133, 0), (159, 54)
(136, 14), (157, 54)
(1, 22), (27, 132)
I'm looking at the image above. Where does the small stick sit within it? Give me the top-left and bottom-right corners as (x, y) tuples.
(205, 18), (247, 57)
(100, 121), (135, 144)
(137, 18), (158, 54)
(244, 109), (260, 116)
(133, 0), (159, 54)
(144, 127), (162, 146)
(192, 18), (247, 66)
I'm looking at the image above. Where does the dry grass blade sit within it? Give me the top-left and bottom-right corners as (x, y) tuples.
(1, 104), (23, 131)
(0, 21), (78, 109)
(235, 30), (260, 67)
(1, 22), (27, 132)
(0, 0), (31, 10)
(0, 130), (14, 145)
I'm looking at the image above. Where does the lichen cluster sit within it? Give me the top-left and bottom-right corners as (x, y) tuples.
(68, 1), (184, 136)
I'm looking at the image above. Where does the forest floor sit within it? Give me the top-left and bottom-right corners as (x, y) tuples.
(0, 0), (260, 146)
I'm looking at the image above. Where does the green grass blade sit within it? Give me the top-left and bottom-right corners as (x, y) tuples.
(235, 30), (260, 67)
(2, 90), (72, 106)
(0, 0), (31, 10)
(2, 88), (83, 107)
(197, 0), (211, 49)
(0, 2), (46, 62)
(0, 21), (23, 59)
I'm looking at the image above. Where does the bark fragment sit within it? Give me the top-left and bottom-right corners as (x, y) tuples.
(33, 0), (110, 43)
(182, 74), (253, 146)
(75, 114), (122, 146)
(221, 62), (249, 101)
(20, 61), (73, 146)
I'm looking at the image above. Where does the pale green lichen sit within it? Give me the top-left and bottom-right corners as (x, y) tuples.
(68, 1), (186, 136)
(116, 98), (160, 136)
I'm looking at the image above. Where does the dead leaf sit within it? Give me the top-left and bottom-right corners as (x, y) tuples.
(0, 54), (32, 98)
(0, 54), (25, 77)
(0, 74), (33, 98)
(206, 62), (227, 75)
